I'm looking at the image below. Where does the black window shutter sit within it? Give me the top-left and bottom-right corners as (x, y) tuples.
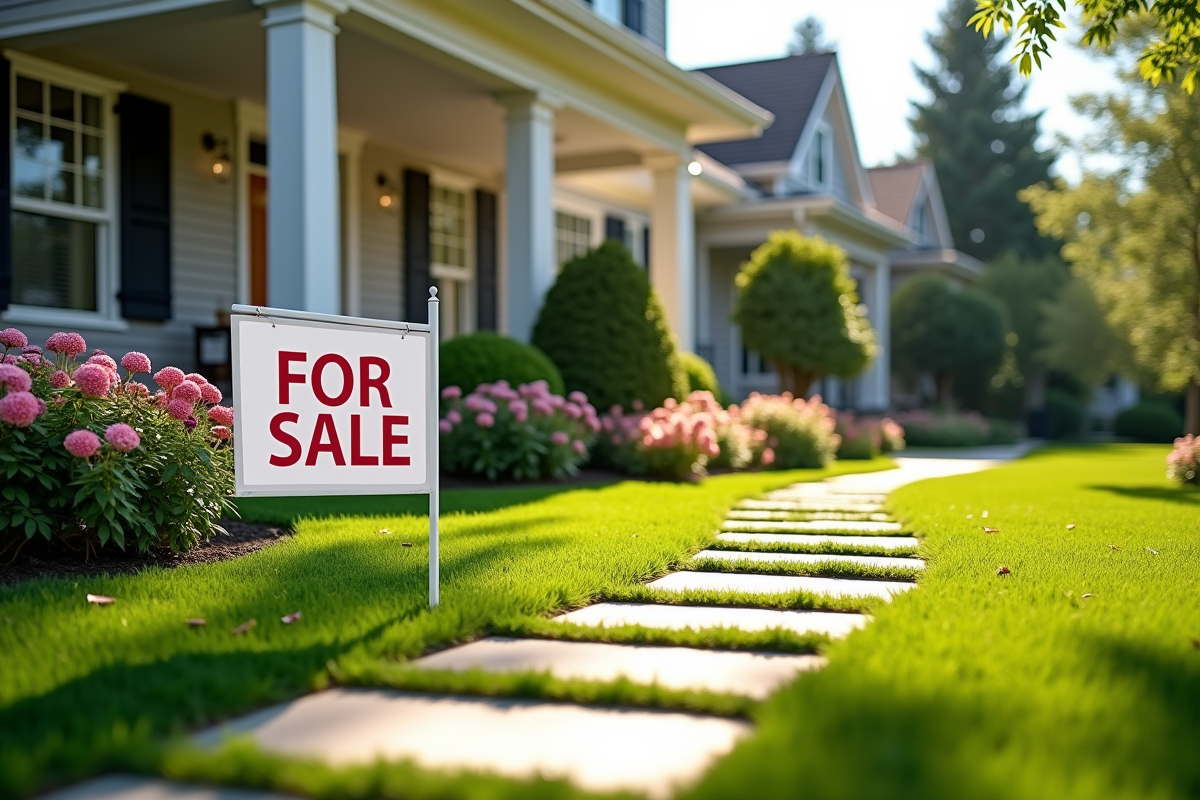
(475, 188), (498, 331)
(623, 0), (644, 34)
(642, 225), (650, 269)
(604, 215), (626, 244)
(118, 94), (172, 321)
(0, 57), (11, 311)
(403, 168), (431, 324)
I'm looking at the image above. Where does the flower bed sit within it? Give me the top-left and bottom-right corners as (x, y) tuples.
(439, 380), (599, 480)
(738, 392), (840, 469)
(891, 409), (1016, 448)
(835, 413), (906, 460)
(0, 327), (235, 556)
(1167, 434), (1199, 486)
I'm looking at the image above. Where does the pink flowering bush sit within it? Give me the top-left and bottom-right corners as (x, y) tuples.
(600, 391), (726, 480)
(439, 380), (598, 480)
(0, 328), (235, 556)
(890, 409), (1015, 448)
(834, 413), (906, 460)
(737, 392), (840, 468)
(1167, 435), (1200, 486)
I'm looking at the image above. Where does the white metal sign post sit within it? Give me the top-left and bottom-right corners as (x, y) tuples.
(230, 288), (441, 607)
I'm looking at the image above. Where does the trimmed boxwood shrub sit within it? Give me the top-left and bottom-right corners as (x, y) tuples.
(440, 332), (564, 396)
(1114, 401), (1182, 443)
(533, 241), (686, 411)
(680, 352), (721, 398)
(1045, 388), (1086, 439)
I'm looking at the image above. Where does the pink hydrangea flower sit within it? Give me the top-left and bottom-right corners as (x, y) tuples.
(572, 439), (587, 455)
(563, 402), (582, 420)
(441, 385), (462, 399)
(760, 447), (776, 466)
(105, 423), (141, 452)
(167, 398), (193, 420)
(64, 429), (101, 457)
(153, 366), (185, 391)
(46, 332), (87, 357)
(0, 391), (41, 427)
(125, 382), (150, 399)
(550, 431), (569, 446)
(476, 412), (495, 428)
(208, 405), (234, 426)
(72, 364), (112, 398)
(171, 380), (202, 404)
(210, 425), (231, 441)
(438, 419), (453, 434)
(50, 369), (70, 389)
(184, 372), (208, 385)
(2, 356), (15, 365)
(200, 383), (222, 404)
(120, 352), (152, 375)
(446, 409), (462, 425)
(0, 364), (31, 394)
(87, 353), (118, 372)
(568, 391), (588, 405)
(18, 353), (42, 367)
(0, 328), (28, 350)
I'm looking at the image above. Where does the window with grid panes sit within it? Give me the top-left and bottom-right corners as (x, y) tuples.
(11, 71), (109, 311)
(429, 185), (468, 269)
(555, 211), (591, 267)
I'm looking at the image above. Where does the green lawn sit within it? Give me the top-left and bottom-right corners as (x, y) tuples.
(0, 459), (890, 799)
(688, 445), (1200, 800)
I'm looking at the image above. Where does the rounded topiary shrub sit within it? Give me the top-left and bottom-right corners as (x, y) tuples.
(680, 352), (721, 398)
(1114, 401), (1183, 443)
(440, 332), (564, 396)
(532, 241), (686, 411)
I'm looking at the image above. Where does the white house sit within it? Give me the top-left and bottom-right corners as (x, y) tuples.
(0, 2), (976, 412)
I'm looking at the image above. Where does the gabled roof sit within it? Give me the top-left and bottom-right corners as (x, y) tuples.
(866, 162), (927, 227)
(693, 53), (836, 166)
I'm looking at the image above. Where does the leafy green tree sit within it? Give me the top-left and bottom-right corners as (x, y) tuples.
(912, 0), (1058, 261)
(732, 232), (875, 397)
(971, 1), (1200, 92)
(891, 274), (1008, 407)
(1023, 46), (1200, 433)
(788, 16), (835, 55)
(977, 252), (1069, 409)
(1037, 278), (1132, 389)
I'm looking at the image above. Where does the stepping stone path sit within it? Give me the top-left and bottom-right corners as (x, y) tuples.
(55, 454), (1014, 800)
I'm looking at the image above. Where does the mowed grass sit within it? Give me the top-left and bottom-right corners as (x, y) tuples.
(687, 445), (1200, 800)
(0, 458), (890, 798)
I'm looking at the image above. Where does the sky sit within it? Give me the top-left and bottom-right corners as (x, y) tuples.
(667, 0), (1123, 183)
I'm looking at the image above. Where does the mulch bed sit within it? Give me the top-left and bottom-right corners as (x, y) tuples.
(0, 520), (291, 588)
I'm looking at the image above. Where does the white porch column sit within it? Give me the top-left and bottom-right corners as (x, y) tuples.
(256, 0), (345, 313)
(500, 92), (557, 342)
(862, 259), (891, 410)
(648, 154), (695, 352)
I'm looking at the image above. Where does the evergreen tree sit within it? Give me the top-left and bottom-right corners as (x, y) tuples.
(788, 16), (835, 56)
(910, 0), (1056, 261)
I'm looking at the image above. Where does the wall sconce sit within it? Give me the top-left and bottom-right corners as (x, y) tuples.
(376, 172), (399, 210)
(201, 132), (232, 184)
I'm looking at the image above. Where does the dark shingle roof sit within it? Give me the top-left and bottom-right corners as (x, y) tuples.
(693, 53), (836, 166)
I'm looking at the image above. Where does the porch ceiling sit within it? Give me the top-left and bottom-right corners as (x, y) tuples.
(25, 8), (668, 180)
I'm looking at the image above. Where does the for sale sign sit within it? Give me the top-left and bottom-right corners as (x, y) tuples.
(232, 314), (432, 496)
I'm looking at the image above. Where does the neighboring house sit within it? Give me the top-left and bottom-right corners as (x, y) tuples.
(0, 0), (769, 394)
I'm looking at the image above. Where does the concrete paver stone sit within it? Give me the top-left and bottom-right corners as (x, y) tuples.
(717, 532), (920, 549)
(647, 570), (916, 599)
(411, 637), (823, 699)
(721, 519), (903, 533)
(696, 549), (924, 570)
(726, 509), (894, 522)
(554, 602), (869, 637)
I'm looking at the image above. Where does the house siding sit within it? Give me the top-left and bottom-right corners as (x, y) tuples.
(643, 0), (667, 51)
(359, 143), (404, 321)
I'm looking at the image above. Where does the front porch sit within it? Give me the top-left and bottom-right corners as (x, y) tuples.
(0, 0), (769, 373)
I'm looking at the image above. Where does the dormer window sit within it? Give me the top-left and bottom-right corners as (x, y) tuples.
(809, 122), (832, 191)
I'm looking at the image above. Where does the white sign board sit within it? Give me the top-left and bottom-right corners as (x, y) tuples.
(230, 293), (441, 605)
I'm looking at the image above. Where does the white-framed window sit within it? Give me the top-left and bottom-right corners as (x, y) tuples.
(809, 122), (832, 191)
(555, 210), (592, 267)
(429, 174), (474, 339)
(6, 53), (123, 326)
(430, 183), (469, 273)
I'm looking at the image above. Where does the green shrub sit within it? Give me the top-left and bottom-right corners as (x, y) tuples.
(1045, 388), (1085, 439)
(1113, 401), (1183, 443)
(440, 332), (563, 396)
(533, 241), (686, 410)
(680, 352), (721, 398)
(894, 410), (989, 448)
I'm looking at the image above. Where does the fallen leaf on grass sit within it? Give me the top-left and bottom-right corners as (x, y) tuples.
(983, 527), (1000, 534)
(1109, 544), (1122, 551)
(401, 542), (413, 548)
(185, 618), (207, 627)
(281, 611), (302, 624)
(86, 594), (115, 606)
(997, 565), (1011, 576)
(231, 619), (257, 636)
(377, 528), (391, 536)
(1081, 593), (1093, 599)
(1066, 523), (1076, 530)
(1146, 547), (1159, 555)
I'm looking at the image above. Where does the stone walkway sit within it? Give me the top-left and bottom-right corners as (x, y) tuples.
(47, 450), (1024, 800)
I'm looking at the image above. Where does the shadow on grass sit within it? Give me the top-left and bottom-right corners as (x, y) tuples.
(1086, 484), (1200, 506)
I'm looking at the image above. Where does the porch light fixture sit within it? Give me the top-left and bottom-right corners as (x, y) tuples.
(687, 160), (703, 176)
(376, 172), (399, 210)
(201, 132), (232, 184)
